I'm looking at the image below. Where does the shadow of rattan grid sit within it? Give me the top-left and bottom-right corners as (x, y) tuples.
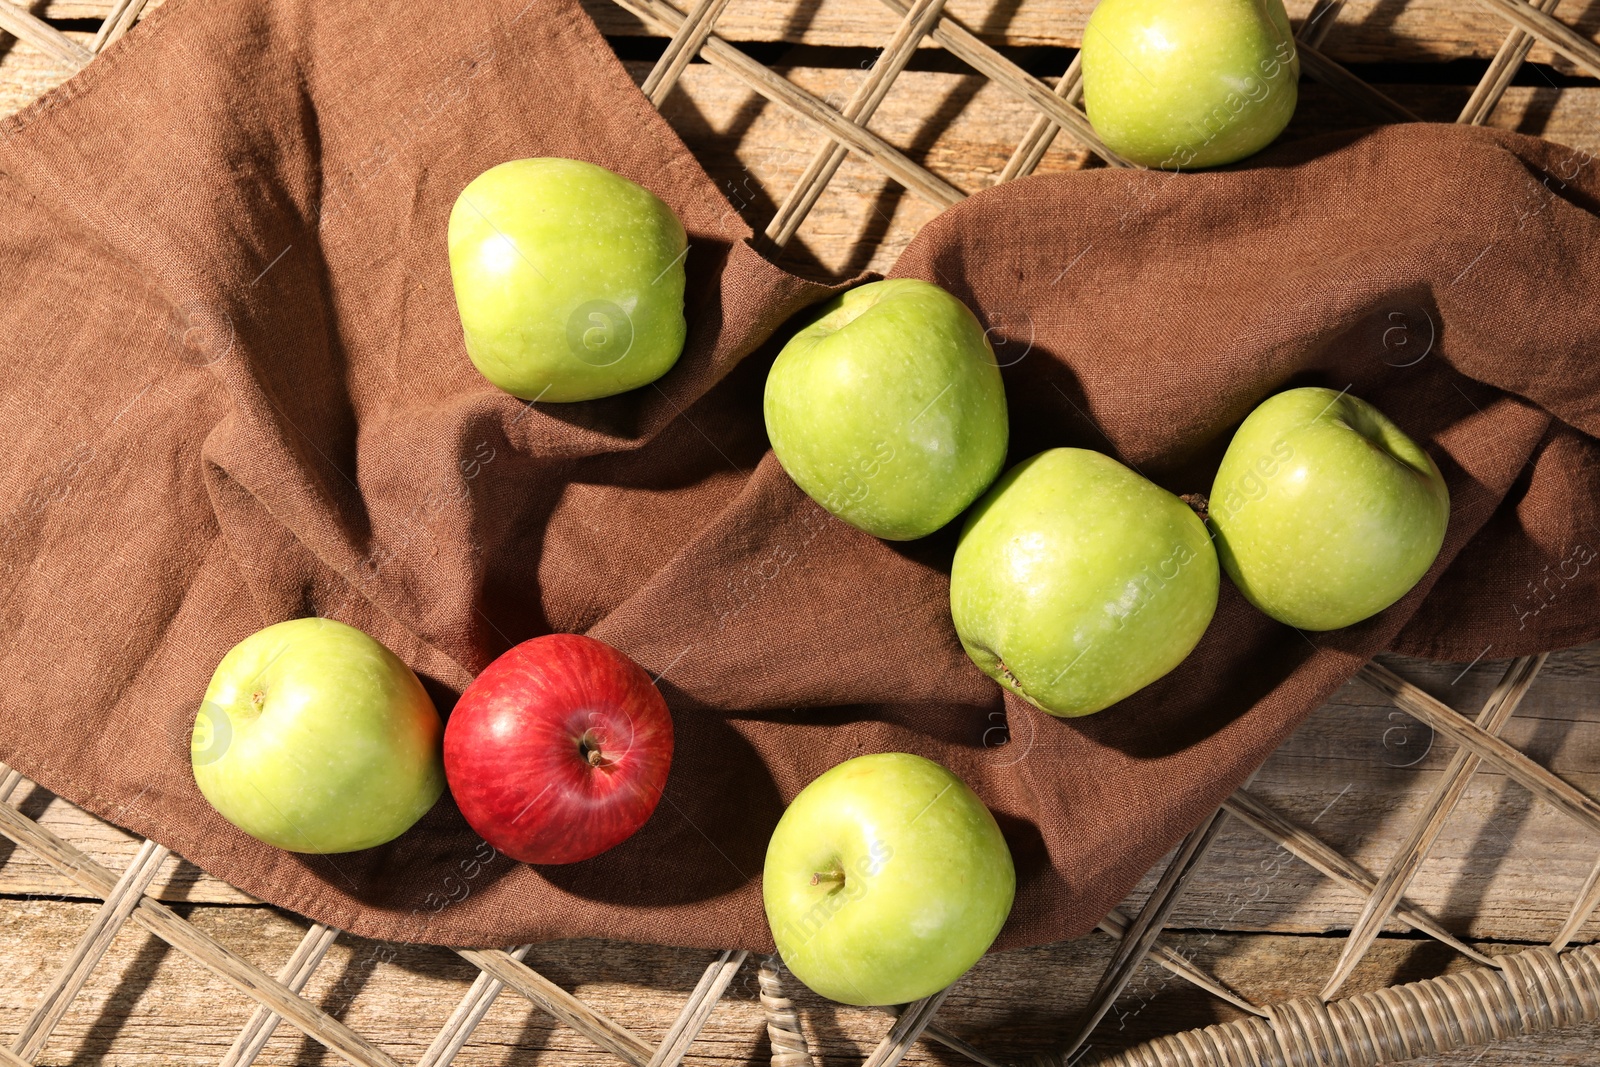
(3, 0), (1600, 1064)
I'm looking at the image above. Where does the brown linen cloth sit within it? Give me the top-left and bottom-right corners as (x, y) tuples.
(1, 0), (1598, 952)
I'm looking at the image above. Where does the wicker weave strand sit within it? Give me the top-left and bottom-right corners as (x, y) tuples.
(649, 949), (751, 1067)
(1089, 945), (1600, 1067)
(760, 957), (815, 1067)
(1322, 655), (1546, 1000)
(221, 923), (341, 1067)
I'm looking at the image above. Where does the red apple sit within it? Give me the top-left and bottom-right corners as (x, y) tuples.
(444, 634), (674, 864)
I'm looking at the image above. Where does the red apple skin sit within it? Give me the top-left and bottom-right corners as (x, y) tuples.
(444, 634), (673, 865)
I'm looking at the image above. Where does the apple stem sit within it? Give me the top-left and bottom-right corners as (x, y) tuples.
(810, 869), (845, 887)
(586, 747), (605, 767)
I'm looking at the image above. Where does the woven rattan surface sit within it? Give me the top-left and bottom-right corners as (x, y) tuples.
(3, 0), (1600, 1064)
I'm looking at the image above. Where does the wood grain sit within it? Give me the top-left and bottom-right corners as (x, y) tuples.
(0, 779), (401, 1067)
(765, 0), (958, 248)
(858, 985), (950, 1067)
(1320, 655), (1546, 1000)
(639, 0), (738, 105)
(1120, 643), (1600, 946)
(13, 0), (1600, 88)
(0, 28), (91, 114)
(1459, 0), (1565, 124)
(875, 0), (1130, 167)
(0, 5), (87, 69)
(641, 63), (1600, 278)
(1477, 0), (1600, 80)
(614, 0), (967, 208)
(11, 838), (171, 1059)
(221, 923), (340, 1067)
(1065, 811), (1234, 1062)
(589, 0), (1600, 71)
(455, 947), (655, 1067)
(649, 949), (750, 1067)
(4, 900), (1600, 1066)
(23, 0), (1600, 68)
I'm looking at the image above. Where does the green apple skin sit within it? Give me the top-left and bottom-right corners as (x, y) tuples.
(1209, 387), (1450, 631)
(763, 753), (1015, 1006)
(448, 158), (688, 402)
(190, 618), (446, 854)
(950, 448), (1219, 717)
(1081, 0), (1300, 169)
(763, 279), (1009, 541)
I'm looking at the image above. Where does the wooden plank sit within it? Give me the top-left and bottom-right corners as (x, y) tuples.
(615, 0), (967, 208)
(638, 63), (1600, 278)
(2, 899), (1599, 1065)
(876, 0), (1130, 167)
(1478, 0), (1600, 80)
(859, 985), (952, 1067)
(650, 61), (1090, 277)
(12, 838), (170, 1059)
(455, 947), (656, 1067)
(0, 789), (402, 1067)
(1320, 655), (1546, 1000)
(1121, 642), (1600, 945)
(595, 0), (1600, 71)
(765, 0), (966, 249)
(220, 923), (340, 1067)
(1062, 810), (1234, 1061)
(13, 0), (1600, 75)
(0, 778), (259, 904)
(0, 2), (91, 69)
(0, 28), (88, 114)
(648, 948), (749, 1067)
(1361, 660), (1600, 838)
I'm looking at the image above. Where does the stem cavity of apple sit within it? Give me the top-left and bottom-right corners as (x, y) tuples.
(577, 730), (610, 769)
(810, 868), (846, 889)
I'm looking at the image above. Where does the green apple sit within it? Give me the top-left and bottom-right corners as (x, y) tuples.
(1081, 0), (1300, 169)
(950, 448), (1219, 717)
(763, 279), (1009, 541)
(1209, 387), (1449, 630)
(448, 157), (688, 402)
(190, 618), (445, 853)
(763, 752), (1014, 1006)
